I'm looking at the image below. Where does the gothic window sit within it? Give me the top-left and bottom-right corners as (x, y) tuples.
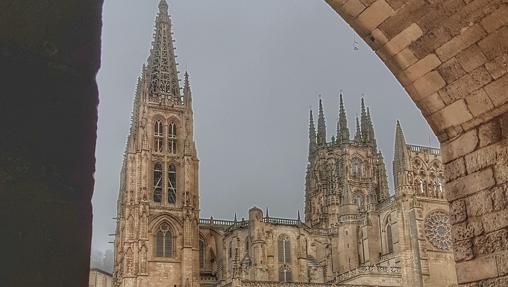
(278, 235), (291, 263)
(155, 223), (173, 257)
(168, 122), (177, 154)
(425, 210), (452, 251)
(154, 121), (164, 152)
(278, 265), (293, 282)
(199, 240), (205, 269)
(386, 223), (393, 254)
(352, 158), (362, 177)
(228, 243), (232, 259)
(153, 163), (163, 202)
(167, 164), (177, 204)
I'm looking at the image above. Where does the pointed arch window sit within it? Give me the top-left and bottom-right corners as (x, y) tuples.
(386, 223), (394, 254)
(199, 240), (205, 269)
(168, 164), (177, 204)
(168, 122), (177, 154)
(155, 223), (173, 257)
(154, 121), (164, 152)
(278, 235), (291, 263)
(153, 163), (163, 202)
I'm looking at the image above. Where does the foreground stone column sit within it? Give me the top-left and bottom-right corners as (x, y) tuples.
(0, 1), (102, 286)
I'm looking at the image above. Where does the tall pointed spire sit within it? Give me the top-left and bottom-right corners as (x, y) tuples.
(367, 107), (377, 150)
(337, 93), (350, 144)
(308, 109), (317, 160)
(360, 98), (369, 144)
(393, 121), (409, 189)
(146, 0), (181, 99)
(317, 98), (327, 146)
(184, 71), (192, 104)
(354, 116), (362, 142)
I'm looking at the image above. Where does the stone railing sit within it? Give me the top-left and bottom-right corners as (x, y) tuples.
(241, 280), (369, 287)
(335, 266), (401, 283)
(263, 217), (301, 226)
(200, 218), (237, 227)
(407, 144), (440, 155)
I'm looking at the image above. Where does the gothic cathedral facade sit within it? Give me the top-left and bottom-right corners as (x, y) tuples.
(114, 2), (457, 287)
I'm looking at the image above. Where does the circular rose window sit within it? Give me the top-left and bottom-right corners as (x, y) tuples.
(424, 210), (452, 251)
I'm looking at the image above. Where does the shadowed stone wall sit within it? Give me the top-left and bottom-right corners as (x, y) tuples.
(0, 1), (102, 286)
(325, 0), (508, 285)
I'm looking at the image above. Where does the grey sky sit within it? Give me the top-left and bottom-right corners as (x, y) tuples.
(92, 0), (438, 252)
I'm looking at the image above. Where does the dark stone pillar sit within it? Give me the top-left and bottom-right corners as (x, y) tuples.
(0, 1), (102, 286)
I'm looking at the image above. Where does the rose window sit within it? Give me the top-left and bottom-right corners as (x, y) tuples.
(424, 210), (452, 251)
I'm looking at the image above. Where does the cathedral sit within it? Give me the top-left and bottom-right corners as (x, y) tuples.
(113, 2), (458, 287)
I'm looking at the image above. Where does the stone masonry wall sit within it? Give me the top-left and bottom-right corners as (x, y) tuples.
(325, 0), (508, 285)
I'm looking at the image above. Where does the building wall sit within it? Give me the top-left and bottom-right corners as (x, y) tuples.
(89, 269), (113, 287)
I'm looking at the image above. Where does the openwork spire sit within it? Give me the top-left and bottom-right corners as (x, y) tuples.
(308, 109), (317, 160)
(354, 116), (362, 142)
(337, 93), (349, 144)
(317, 98), (327, 146)
(146, 0), (181, 99)
(360, 98), (369, 144)
(367, 107), (377, 150)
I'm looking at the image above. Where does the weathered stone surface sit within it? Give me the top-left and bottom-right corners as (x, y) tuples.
(442, 129), (478, 163)
(442, 66), (492, 103)
(496, 251), (508, 276)
(456, 255), (498, 283)
(436, 25), (487, 62)
(439, 57), (467, 84)
(464, 144), (497, 174)
(452, 218), (484, 241)
(473, 228), (508, 256)
(383, 23), (423, 56)
(357, 0), (394, 32)
(447, 168), (495, 201)
(456, 44), (488, 73)
(445, 157), (467, 182)
(466, 188), (495, 217)
(478, 26), (508, 61)
(419, 92), (445, 115)
(430, 99), (473, 130)
(482, 210), (508, 233)
(393, 48), (418, 70)
(404, 53), (441, 83)
(451, 199), (468, 224)
(484, 73), (508, 107)
(454, 239), (474, 262)
(478, 120), (502, 147)
(342, 0), (367, 17)
(410, 70), (446, 101)
(485, 54), (508, 80)
(466, 89), (495, 117)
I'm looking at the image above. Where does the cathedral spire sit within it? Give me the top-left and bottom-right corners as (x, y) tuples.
(317, 98), (327, 146)
(354, 116), (362, 142)
(360, 98), (369, 144)
(308, 109), (317, 160)
(337, 93), (350, 144)
(393, 121), (409, 189)
(146, 0), (181, 99)
(367, 107), (377, 150)
(184, 71), (192, 105)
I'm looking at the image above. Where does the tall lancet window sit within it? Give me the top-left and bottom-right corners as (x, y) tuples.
(168, 122), (177, 154)
(352, 158), (362, 177)
(154, 121), (164, 152)
(199, 240), (205, 269)
(153, 163), (163, 202)
(155, 223), (173, 257)
(167, 164), (177, 204)
(278, 234), (292, 282)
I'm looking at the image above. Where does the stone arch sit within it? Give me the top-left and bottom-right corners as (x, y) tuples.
(325, 1), (508, 284)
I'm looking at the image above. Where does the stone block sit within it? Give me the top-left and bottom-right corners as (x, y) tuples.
(444, 66), (492, 102)
(452, 218), (484, 241)
(419, 92), (445, 115)
(491, 184), (508, 212)
(342, 0), (366, 18)
(378, 0), (428, 38)
(357, 0), (394, 32)
(478, 26), (508, 61)
(466, 189), (494, 217)
(496, 251), (508, 276)
(442, 128), (478, 163)
(450, 199), (467, 224)
(438, 57), (467, 84)
(502, 112), (508, 139)
(410, 26), (452, 59)
(485, 54), (508, 80)
(429, 99), (473, 130)
(473, 228), (508, 256)
(371, 28), (389, 46)
(465, 89), (495, 117)
(445, 157), (466, 182)
(464, 144), (497, 174)
(456, 44), (488, 73)
(436, 25), (487, 62)
(410, 70), (446, 101)
(383, 23), (423, 56)
(454, 239), (474, 262)
(392, 48), (417, 70)
(404, 53), (441, 83)
(385, 0), (405, 10)
(484, 73), (508, 107)
(456, 255), (498, 283)
(480, 5), (508, 33)
(482, 210), (508, 233)
(447, 168), (495, 201)
(478, 120), (502, 147)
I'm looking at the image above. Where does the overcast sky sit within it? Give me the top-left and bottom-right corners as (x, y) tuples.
(92, 0), (439, 252)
